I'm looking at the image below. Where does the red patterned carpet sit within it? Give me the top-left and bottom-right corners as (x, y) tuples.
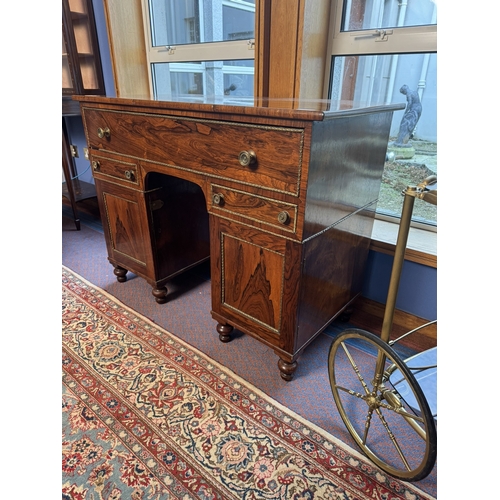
(62, 267), (435, 499)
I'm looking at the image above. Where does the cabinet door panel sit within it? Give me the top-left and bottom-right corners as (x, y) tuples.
(221, 233), (284, 332)
(96, 180), (154, 274)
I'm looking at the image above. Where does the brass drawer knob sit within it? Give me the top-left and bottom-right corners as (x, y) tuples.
(238, 150), (257, 167)
(278, 211), (290, 225)
(212, 193), (224, 206)
(97, 127), (111, 139)
(124, 170), (135, 181)
(92, 160), (100, 171)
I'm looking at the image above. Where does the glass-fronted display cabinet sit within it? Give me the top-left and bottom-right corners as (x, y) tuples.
(62, 0), (105, 229)
(62, 0), (105, 103)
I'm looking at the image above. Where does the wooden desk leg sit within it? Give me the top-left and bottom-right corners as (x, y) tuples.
(113, 266), (128, 282)
(62, 120), (80, 230)
(217, 323), (233, 343)
(278, 359), (298, 381)
(152, 286), (168, 304)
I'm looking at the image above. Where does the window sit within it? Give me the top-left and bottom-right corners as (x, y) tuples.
(142, 0), (255, 102)
(328, 0), (437, 228)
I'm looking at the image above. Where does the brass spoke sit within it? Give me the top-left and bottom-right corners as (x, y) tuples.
(378, 396), (427, 441)
(362, 407), (374, 445)
(378, 400), (425, 423)
(340, 341), (373, 396)
(335, 385), (365, 400)
(373, 407), (412, 471)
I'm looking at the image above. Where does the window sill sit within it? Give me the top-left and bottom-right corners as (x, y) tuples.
(370, 219), (437, 268)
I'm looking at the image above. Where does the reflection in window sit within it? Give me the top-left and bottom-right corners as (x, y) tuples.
(152, 61), (254, 102)
(330, 53), (437, 225)
(149, 0), (255, 47)
(341, 0), (437, 32)
(223, 4), (255, 40)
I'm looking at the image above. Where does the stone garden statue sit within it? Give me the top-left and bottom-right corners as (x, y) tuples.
(393, 85), (422, 147)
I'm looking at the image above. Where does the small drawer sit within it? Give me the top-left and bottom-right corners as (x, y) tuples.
(90, 152), (141, 188)
(210, 184), (298, 234)
(82, 107), (305, 196)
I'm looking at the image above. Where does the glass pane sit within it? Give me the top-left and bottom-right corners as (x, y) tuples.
(62, 33), (73, 90)
(223, 4), (255, 40)
(80, 59), (99, 89)
(68, 0), (87, 14)
(149, 0), (255, 47)
(73, 17), (93, 54)
(342, 0), (437, 31)
(330, 53), (437, 225)
(152, 60), (254, 102)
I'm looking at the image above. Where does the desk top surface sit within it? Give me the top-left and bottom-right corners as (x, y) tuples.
(74, 95), (405, 121)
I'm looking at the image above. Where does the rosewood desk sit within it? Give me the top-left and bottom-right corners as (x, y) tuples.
(75, 96), (403, 380)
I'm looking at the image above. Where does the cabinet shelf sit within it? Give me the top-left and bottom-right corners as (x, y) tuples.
(70, 11), (88, 21)
(62, 180), (96, 203)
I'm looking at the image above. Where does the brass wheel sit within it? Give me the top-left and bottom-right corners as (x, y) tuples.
(328, 328), (436, 481)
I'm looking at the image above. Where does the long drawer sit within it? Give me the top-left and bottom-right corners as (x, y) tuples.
(82, 107), (305, 195)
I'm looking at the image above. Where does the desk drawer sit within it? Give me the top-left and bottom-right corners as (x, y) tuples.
(90, 151), (142, 188)
(210, 184), (298, 234)
(83, 107), (305, 195)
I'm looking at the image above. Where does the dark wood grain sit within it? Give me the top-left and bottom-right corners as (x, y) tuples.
(96, 181), (153, 273)
(83, 108), (305, 195)
(222, 233), (283, 330)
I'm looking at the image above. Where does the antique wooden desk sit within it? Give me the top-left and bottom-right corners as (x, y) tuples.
(75, 96), (403, 380)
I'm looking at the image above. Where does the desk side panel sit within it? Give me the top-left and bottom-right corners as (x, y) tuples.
(296, 210), (375, 351)
(303, 111), (394, 238)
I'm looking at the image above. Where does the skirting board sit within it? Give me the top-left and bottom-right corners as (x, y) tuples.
(349, 297), (437, 352)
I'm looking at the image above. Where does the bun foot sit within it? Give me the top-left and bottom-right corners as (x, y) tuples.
(152, 286), (168, 304)
(339, 306), (353, 322)
(278, 359), (297, 381)
(217, 323), (233, 343)
(114, 266), (128, 283)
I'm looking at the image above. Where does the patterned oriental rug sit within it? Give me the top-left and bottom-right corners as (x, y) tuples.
(62, 266), (435, 500)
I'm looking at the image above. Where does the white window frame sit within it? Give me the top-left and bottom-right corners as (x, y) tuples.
(141, 0), (255, 99)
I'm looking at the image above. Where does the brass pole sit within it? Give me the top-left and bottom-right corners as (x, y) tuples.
(373, 187), (416, 382)
(372, 175), (436, 387)
(380, 187), (416, 344)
